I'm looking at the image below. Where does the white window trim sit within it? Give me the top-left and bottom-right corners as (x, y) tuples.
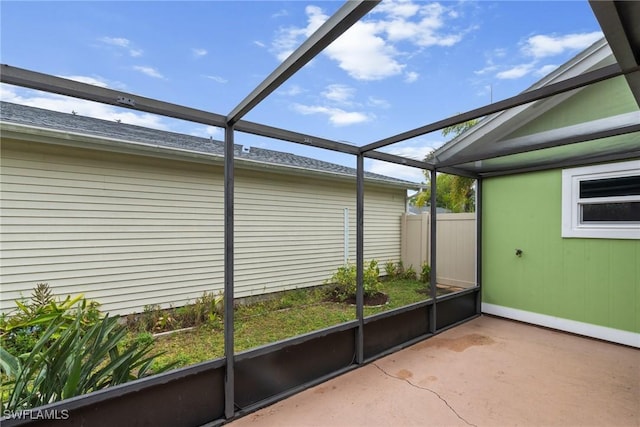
(561, 160), (640, 240)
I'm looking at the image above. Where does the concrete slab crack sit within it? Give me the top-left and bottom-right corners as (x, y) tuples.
(372, 363), (477, 427)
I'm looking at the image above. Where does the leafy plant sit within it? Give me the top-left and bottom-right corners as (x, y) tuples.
(326, 260), (382, 301)
(420, 262), (431, 283)
(31, 283), (54, 308)
(403, 265), (417, 280)
(384, 260), (397, 278)
(0, 284), (100, 357)
(396, 260), (405, 278)
(191, 291), (224, 326)
(127, 292), (224, 333)
(1, 301), (177, 411)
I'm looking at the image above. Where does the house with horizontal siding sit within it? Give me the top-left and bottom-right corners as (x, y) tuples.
(0, 102), (417, 316)
(434, 39), (640, 347)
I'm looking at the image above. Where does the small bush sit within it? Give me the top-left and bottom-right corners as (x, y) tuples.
(384, 261), (397, 278)
(0, 285), (177, 411)
(403, 265), (417, 280)
(127, 292), (223, 333)
(0, 283), (101, 357)
(420, 262), (431, 283)
(396, 260), (405, 278)
(191, 291), (224, 326)
(326, 260), (381, 301)
(134, 332), (154, 347)
(1, 301), (176, 411)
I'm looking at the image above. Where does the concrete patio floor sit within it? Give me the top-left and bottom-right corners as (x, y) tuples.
(229, 315), (639, 427)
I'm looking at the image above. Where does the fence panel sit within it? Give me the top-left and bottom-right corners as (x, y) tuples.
(401, 213), (476, 288)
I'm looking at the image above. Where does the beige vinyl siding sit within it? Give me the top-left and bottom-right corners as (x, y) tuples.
(1, 139), (224, 315)
(234, 170), (405, 297)
(1, 139), (405, 315)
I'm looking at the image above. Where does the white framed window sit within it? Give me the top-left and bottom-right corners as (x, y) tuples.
(561, 160), (640, 239)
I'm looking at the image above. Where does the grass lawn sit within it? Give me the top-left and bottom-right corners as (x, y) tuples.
(148, 279), (431, 369)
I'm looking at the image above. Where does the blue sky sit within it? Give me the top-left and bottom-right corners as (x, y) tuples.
(1, 1), (604, 182)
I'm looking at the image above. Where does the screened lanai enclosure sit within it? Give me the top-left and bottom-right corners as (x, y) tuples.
(1, 0), (639, 425)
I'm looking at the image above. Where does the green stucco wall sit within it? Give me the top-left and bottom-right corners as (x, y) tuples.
(482, 170), (640, 333)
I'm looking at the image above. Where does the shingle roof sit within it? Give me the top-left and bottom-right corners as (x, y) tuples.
(1, 101), (418, 187)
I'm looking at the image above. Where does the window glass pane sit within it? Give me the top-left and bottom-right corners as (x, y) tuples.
(579, 175), (640, 198)
(581, 202), (640, 222)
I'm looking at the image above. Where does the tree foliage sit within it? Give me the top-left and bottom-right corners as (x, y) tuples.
(441, 119), (478, 138)
(413, 120), (478, 213)
(414, 173), (475, 213)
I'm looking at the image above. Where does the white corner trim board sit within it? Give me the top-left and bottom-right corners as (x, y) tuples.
(482, 303), (640, 348)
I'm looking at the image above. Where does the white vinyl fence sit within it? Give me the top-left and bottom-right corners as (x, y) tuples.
(401, 213), (476, 288)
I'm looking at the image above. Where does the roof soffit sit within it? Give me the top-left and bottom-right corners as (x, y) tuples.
(433, 39), (614, 165)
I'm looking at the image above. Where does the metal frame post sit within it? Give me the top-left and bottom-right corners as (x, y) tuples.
(475, 178), (483, 314)
(429, 169), (437, 333)
(223, 124), (235, 419)
(356, 154), (364, 364)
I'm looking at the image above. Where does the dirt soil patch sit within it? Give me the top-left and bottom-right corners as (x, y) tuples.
(326, 291), (389, 306)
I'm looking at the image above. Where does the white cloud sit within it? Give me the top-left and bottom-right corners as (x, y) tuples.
(535, 64), (559, 77)
(493, 48), (507, 58)
(379, 2), (462, 47)
(404, 71), (419, 83)
(367, 160), (421, 182)
(474, 65), (497, 76)
(496, 63), (534, 79)
(474, 32), (601, 83)
(279, 84), (304, 96)
(292, 104), (371, 126)
(133, 66), (165, 79)
(99, 36), (143, 57)
(523, 31), (603, 58)
(368, 96), (390, 108)
(375, 0), (421, 19)
(190, 125), (222, 139)
(272, 9), (289, 18)
(270, 1), (466, 81)
(253, 40), (266, 48)
(365, 139), (441, 183)
(192, 48), (207, 57)
(326, 20), (405, 80)
(100, 36), (130, 48)
(322, 84), (355, 104)
(204, 75), (228, 84)
(1, 84), (169, 130)
(58, 75), (109, 88)
(366, 158), (426, 183)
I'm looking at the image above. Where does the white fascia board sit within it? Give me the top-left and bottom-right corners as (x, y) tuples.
(489, 111), (640, 153)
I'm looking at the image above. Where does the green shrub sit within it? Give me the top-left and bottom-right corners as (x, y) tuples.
(1, 301), (176, 411)
(396, 260), (405, 277)
(326, 260), (381, 301)
(134, 332), (154, 347)
(403, 265), (417, 280)
(0, 284), (100, 357)
(420, 262), (431, 283)
(384, 260), (398, 278)
(128, 292), (224, 333)
(191, 291), (224, 326)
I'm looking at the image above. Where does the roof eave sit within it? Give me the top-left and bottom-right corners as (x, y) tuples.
(433, 38), (613, 165)
(0, 121), (417, 190)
